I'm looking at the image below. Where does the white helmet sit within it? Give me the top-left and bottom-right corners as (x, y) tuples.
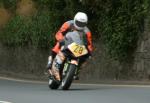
(74, 12), (88, 30)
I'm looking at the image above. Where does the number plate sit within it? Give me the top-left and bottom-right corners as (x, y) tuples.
(68, 43), (88, 57)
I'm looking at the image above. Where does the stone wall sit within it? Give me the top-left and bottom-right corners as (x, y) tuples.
(0, 37), (150, 81)
(0, 21), (150, 81)
(0, 42), (121, 81)
(133, 21), (150, 80)
(0, 44), (49, 80)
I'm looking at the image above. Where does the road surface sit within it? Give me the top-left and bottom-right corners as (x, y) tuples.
(0, 77), (150, 103)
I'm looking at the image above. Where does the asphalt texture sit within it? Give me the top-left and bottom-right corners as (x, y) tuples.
(0, 77), (150, 103)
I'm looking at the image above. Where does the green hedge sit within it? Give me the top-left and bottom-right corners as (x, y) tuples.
(0, 0), (17, 11)
(80, 0), (149, 62)
(0, 11), (55, 48)
(0, 0), (149, 62)
(0, 16), (28, 47)
(97, 0), (148, 61)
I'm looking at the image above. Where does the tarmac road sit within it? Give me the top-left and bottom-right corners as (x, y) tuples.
(0, 77), (150, 103)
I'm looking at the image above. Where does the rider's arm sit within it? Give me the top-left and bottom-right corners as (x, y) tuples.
(55, 22), (70, 41)
(86, 31), (93, 54)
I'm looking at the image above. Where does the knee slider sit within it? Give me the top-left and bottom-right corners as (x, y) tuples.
(54, 55), (64, 69)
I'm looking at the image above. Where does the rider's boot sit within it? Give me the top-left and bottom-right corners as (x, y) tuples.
(73, 56), (89, 80)
(74, 75), (79, 80)
(74, 68), (80, 80)
(45, 51), (57, 75)
(44, 56), (53, 76)
(47, 56), (53, 69)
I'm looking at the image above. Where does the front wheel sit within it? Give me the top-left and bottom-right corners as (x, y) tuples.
(61, 64), (76, 90)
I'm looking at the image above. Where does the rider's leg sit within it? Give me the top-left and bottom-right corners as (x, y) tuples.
(74, 54), (90, 80)
(46, 42), (60, 70)
(51, 51), (66, 81)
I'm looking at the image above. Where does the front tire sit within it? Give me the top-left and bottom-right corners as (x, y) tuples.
(61, 64), (76, 90)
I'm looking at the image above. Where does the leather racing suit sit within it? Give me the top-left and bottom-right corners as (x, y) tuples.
(51, 20), (93, 57)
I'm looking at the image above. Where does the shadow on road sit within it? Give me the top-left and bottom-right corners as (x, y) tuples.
(64, 86), (116, 91)
(68, 88), (100, 91)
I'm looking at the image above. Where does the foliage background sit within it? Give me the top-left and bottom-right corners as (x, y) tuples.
(0, 0), (150, 80)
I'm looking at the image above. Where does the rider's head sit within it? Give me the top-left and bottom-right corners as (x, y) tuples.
(74, 12), (88, 30)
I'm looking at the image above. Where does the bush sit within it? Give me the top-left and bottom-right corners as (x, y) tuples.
(0, 16), (28, 46)
(0, 11), (56, 48)
(28, 10), (55, 48)
(0, 0), (17, 11)
(0, 0), (149, 62)
(102, 0), (148, 61)
(81, 0), (149, 62)
(33, 0), (66, 11)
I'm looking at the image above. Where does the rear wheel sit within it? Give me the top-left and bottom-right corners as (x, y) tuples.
(61, 64), (76, 90)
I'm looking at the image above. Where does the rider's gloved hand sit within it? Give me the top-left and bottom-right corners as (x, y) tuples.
(88, 55), (92, 59)
(88, 52), (92, 60)
(59, 40), (65, 47)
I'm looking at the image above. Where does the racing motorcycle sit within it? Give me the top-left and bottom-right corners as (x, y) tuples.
(48, 31), (89, 90)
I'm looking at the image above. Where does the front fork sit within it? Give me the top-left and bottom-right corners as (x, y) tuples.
(63, 59), (79, 77)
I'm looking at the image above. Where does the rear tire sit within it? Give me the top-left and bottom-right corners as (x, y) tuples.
(61, 64), (76, 90)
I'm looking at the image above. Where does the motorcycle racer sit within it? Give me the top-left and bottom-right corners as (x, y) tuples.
(46, 12), (93, 80)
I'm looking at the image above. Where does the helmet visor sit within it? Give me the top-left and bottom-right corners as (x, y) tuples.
(75, 20), (87, 28)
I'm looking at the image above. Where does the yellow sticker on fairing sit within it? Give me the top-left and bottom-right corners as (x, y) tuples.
(68, 43), (88, 57)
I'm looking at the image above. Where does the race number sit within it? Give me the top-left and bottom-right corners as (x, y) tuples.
(68, 43), (88, 57)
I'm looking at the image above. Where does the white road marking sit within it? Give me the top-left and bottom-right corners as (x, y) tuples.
(0, 101), (12, 103)
(74, 83), (150, 88)
(0, 76), (45, 84)
(0, 76), (150, 88)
